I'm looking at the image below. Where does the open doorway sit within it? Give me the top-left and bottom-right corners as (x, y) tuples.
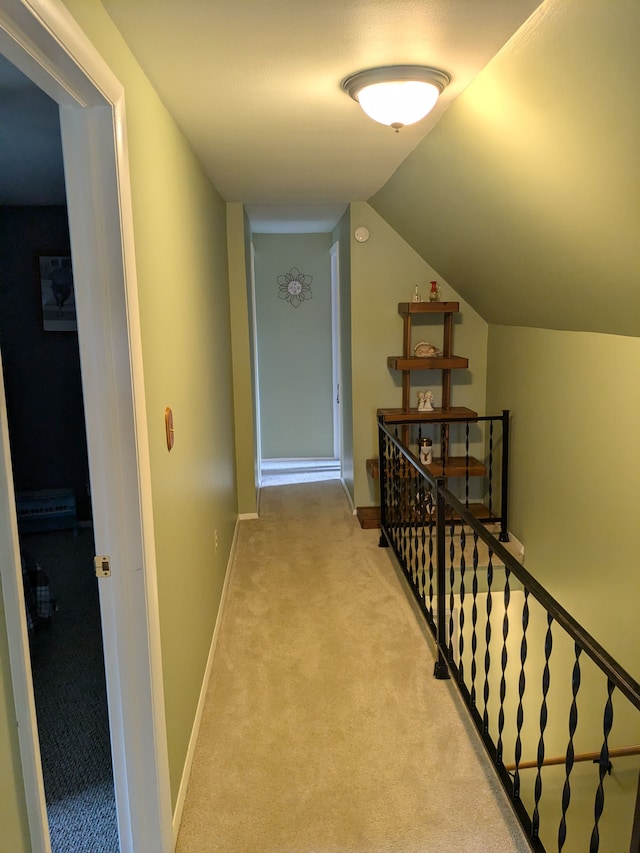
(0, 192), (117, 849)
(0, 5), (172, 851)
(251, 231), (341, 486)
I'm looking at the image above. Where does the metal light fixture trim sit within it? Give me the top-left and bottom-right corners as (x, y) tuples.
(342, 65), (450, 130)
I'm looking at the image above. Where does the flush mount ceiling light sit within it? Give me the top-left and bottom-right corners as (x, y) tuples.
(342, 65), (450, 132)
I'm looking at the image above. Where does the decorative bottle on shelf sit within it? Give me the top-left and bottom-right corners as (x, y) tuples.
(419, 437), (433, 465)
(412, 284), (422, 303)
(429, 280), (440, 302)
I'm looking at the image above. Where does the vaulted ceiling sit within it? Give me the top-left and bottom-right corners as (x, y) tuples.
(370, 0), (640, 336)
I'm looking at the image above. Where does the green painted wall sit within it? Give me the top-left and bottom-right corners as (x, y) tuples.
(370, 0), (640, 338)
(252, 233), (334, 460)
(486, 325), (640, 680)
(0, 586), (30, 851)
(349, 203), (488, 510)
(49, 0), (237, 813)
(228, 203), (258, 515)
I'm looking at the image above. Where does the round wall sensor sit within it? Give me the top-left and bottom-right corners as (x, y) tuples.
(354, 226), (370, 243)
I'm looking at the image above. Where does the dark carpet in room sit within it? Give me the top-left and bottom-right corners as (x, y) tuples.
(22, 527), (119, 853)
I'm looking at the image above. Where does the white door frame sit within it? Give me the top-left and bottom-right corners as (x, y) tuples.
(330, 240), (342, 468)
(0, 2), (172, 851)
(249, 241), (263, 486)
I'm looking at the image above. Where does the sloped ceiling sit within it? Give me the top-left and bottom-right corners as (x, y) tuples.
(370, 0), (640, 337)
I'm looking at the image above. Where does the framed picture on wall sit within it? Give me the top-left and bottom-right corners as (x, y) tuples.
(39, 254), (77, 332)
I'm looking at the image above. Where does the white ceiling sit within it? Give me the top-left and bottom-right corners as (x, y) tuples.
(1, 0), (543, 227)
(102, 0), (542, 206)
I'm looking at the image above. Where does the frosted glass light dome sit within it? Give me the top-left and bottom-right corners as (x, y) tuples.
(342, 66), (450, 130)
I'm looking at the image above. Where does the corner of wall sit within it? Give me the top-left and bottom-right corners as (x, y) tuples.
(227, 203), (258, 516)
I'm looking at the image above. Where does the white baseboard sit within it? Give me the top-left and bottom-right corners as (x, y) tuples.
(172, 515), (241, 842)
(238, 512), (259, 520)
(506, 531), (525, 563)
(339, 477), (355, 514)
(261, 457), (340, 474)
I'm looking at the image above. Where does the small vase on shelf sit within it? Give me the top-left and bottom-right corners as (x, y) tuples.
(419, 438), (433, 465)
(429, 281), (440, 302)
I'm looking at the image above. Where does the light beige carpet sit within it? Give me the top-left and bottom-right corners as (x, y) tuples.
(176, 481), (530, 852)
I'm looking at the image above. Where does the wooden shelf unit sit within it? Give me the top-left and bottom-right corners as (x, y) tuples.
(377, 300), (477, 422)
(360, 300), (487, 527)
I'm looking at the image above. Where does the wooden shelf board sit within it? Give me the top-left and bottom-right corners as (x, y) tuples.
(376, 459), (420, 480)
(367, 455), (486, 480)
(398, 302), (459, 315)
(387, 355), (469, 371)
(356, 502), (493, 530)
(356, 506), (381, 529)
(366, 458), (380, 479)
(377, 407), (478, 423)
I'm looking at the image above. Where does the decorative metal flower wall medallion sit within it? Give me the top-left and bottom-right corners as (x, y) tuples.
(277, 267), (313, 308)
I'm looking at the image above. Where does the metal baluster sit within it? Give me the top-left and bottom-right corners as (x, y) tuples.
(558, 644), (582, 851)
(630, 771), (640, 853)
(398, 449), (406, 554)
(589, 679), (615, 853)
(404, 460), (411, 568)
(496, 567), (511, 766)
(448, 514), (456, 662)
(499, 410), (510, 541)
(407, 468), (415, 587)
(483, 550), (494, 736)
(513, 588), (530, 801)
(417, 478), (425, 603)
(391, 442), (401, 551)
(470, 531), (479, 708)
(458, 524), (466, 685)
(394, 442), (401, 556)
(532, 613), (554, 841)
(488, 419), (494, 519)
(434, 477), (450, 679)
(388, 440), (394, 525)
(417, 478), (424, 602)
(465, 420), (470, 508)
(427, 489), (435, 622)
(378, 420), (388, 548)
(419, 489), (427, 606)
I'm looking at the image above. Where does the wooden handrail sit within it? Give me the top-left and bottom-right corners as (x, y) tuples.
(505, 744), (640, 772)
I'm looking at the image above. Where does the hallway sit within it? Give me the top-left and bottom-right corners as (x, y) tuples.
(176, 480), (530, 852)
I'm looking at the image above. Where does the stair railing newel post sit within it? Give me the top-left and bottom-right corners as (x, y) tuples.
(630, 770), (640, 853)
(378, 414), (389, 548)
(500, 409), (511, 542)
(434, 475), (450, 680)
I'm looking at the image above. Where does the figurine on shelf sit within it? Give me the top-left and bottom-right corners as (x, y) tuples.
(414, 341), (442, 358)
(429, 280), (440, 302)
(417, 390), (434, 412)
(412, 284), (423, 303)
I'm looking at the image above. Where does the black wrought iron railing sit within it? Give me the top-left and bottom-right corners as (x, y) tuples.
(378, 410), (510, 542)
(377, 419), (640, 853)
